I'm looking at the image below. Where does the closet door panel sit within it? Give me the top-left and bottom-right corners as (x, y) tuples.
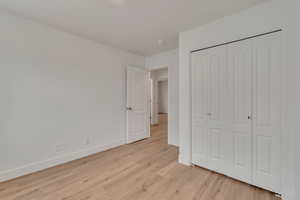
(207, 46), (228, 173)
(191, 46), (228, 173)
(252, 32), (282, 193)
(191, 51), (210, 168)
(227, 39), (252, 183)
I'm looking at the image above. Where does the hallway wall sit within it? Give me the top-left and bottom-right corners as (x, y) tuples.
(158, 81), (168, 114)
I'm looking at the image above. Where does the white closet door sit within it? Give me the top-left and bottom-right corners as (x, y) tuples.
(191, 50), (210, 168)
(227, 39), (253, 183)
(191, 31), (282, 194)
(191, 46), (228, 174)
(252, 32), (282, 193)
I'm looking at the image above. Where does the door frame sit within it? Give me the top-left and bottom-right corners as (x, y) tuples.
(125, 65), (151, 144)
(149, 66), (170, 143)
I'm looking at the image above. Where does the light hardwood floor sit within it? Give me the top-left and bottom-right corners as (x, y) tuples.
(0, 114), (279, 200)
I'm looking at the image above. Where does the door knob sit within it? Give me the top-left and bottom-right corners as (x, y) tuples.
(126, 107), (133, 111)
(248, 113), (252, 120)
(207, 113), (212, 116)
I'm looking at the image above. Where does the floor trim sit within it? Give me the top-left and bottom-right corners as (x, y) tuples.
(0, 140), (125, 183)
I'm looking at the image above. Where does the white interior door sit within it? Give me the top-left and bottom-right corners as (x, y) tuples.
(191, 49), (210, 168)
(126, 66), (150, 144)
(191, 45), (228, 174)
(252, 32), (282, 193)
(227, 39), (253, 183)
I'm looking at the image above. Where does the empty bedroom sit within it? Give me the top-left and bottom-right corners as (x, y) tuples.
(0, 0), (299, 200)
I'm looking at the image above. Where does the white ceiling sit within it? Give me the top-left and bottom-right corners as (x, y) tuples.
(0, 0), (268, 56)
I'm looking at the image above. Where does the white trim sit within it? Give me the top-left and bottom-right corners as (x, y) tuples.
(178, 154), (192, 166)
(167, 68), (172, 146)
(148, 66), (175, 146)
(0, 140), (125, 183)
(150, 66), (168, 126)
(147, 70), (151, 139)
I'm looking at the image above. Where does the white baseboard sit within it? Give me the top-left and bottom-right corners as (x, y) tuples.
(168, 140), (179, 147)
(0, 140), (125, 183)
(178, 154), (191, 166)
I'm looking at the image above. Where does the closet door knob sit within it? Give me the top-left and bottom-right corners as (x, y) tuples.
(126, 107), (133, 111)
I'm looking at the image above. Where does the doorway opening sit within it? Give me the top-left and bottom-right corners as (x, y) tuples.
(149, 67), (169, 142)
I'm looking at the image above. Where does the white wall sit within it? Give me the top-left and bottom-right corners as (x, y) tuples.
(289, 1), (300, 198)
(0, 10), (145, 182)
(158, 81), (168, 114)
(179, 0), (300, 199)
(146, 49), (179, 146)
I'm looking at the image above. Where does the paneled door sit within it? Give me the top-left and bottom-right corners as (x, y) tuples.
(191, 31), (282, 194)
(227, 39), (253, 183)
(191, 45), (228, 174)
(252, 32), (282, 193)
(126, 66), (150, 144)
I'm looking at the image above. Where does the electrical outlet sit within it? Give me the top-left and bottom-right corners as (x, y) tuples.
(55, 144), (67, 153)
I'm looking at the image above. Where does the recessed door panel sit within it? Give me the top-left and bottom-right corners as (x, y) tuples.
(210, 128), (221, 160)
(209, 55), (221, 121)
(256, 135), (272, 174)
(191, 52), (210, 120)
(234, 133), (249, 167)
(192, 124), (208, 164)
